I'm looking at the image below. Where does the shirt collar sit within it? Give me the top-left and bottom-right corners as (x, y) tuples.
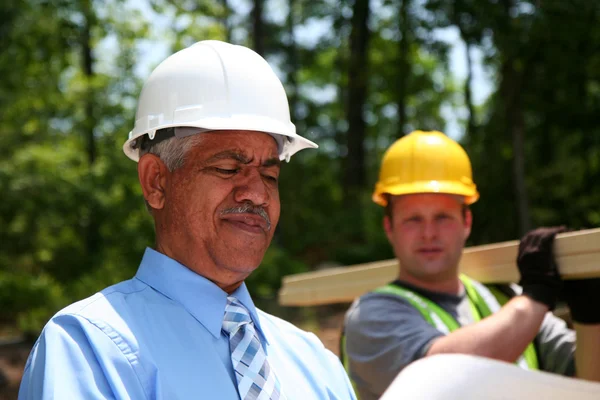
(134, 247), (268, 343)
(393, 279), (465, 303)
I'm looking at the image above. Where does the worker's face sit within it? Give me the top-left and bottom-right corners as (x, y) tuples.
(384, 194), (471, 283)
(144, 130), (281, 290)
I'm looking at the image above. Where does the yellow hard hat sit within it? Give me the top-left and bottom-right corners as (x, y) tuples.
(373, 130), (479, 206)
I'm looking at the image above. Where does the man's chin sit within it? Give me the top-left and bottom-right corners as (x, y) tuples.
(213, 240), (271, 271)
(219, 252), (266, 273)
(228, 263), (261, 274)
(221, 230), (272, 249)
(417, 261), (454, 278)
(415, 258), (444, 270)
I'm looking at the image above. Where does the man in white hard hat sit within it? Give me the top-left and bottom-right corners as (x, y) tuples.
(19, 40), (356, 400)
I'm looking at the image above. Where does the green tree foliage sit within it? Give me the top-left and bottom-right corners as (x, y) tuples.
(0, 0), (153, 336)
(3, 0), (599, 336)
(428, 0), (600, 243)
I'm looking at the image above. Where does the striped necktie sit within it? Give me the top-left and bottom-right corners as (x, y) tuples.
(222, 296), (283, 400)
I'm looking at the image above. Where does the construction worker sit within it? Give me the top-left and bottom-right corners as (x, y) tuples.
(19, 40), (356, 399)
(342, 130), (600, 400)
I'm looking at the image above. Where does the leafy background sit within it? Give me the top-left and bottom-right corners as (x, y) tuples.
(2, 0), (600, 343)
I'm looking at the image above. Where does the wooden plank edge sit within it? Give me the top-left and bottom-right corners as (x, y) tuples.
(279, 228), (600, 306)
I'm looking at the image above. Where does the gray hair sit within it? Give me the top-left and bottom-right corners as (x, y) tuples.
(139, 130), (204, 211)
(139, 131), (203, 172)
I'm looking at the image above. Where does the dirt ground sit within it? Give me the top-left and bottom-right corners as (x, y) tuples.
(0, 339), (32, 400)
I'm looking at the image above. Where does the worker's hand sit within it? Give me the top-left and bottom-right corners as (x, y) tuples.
(563, 278), (600, 324)
(517, 226), (567, 310)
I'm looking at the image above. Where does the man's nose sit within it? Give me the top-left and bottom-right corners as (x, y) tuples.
(233, 169), (270, 206)
(422, 220), (438, 241)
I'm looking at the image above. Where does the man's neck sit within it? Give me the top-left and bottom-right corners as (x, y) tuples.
(154, 239), (245, 294)
(397, 271), (462, 296)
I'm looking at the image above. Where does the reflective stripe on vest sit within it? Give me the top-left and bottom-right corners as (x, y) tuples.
(372, 274), (538, 371)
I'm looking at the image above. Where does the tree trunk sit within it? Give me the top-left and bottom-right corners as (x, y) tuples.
(344, 0), (371, 197)
(286, 0), (298, 121)
(251, 0), (264, 55)
(396, 0), (410, 137)
(501, 59), (531, 235)
(511, 101), (530, 235)
(222, 0), (232, 42)
(499, 0), (531, 235)
(463, 39), (476, 137)
(81, 0), (99, 258)
(333, 3), (349, 151)
(82, 0), (95, 165)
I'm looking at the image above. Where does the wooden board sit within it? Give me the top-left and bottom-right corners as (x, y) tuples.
(278, 228), (600, 306)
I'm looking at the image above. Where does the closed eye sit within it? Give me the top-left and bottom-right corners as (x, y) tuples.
(215, 168), (239, 175)
(263, 174), (278, 183)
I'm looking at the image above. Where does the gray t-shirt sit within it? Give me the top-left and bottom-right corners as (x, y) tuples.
(343, 280), (576, 400)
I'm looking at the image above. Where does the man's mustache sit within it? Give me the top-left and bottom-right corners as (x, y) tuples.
(220, 203), (272, 231)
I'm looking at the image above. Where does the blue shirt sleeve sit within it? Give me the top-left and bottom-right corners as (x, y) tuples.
(325, 348), (358, 400)
(19, 314), (148, 400)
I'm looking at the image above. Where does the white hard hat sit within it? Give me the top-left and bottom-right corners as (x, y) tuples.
(123, 40), (318, 162)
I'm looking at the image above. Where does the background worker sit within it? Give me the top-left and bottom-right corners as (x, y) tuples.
(343, 130), (600, 400)
(19, 40), (356, 400)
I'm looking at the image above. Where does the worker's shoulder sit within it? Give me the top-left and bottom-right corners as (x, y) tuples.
(28, 279), (153, 369)
(348, 288), (418, 315)
(344, 289), (422, 328)
(50, 277), (149, 328)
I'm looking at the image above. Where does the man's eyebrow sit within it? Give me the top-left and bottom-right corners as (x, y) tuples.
(262, 157), (281, 168)
(205, 151), (280, 168)
(206, 151), (251, 164)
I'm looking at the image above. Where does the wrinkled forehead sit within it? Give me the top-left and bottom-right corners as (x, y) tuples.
(177, 127), (280, 155)
(188, 130), (281, 162)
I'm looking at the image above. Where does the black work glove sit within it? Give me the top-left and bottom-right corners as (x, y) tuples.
(517, 226), (567, 310)
(563, 278), (600, 324)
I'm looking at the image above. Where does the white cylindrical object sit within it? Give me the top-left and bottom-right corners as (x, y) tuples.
(381, 354), (600, 400)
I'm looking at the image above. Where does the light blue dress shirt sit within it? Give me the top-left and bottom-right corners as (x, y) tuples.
(19, 248), (356, 400)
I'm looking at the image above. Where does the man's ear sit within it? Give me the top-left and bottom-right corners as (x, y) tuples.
(138, 154), (168, 210)
(383, 215), (394, 243)
(463, 208), (473, 241)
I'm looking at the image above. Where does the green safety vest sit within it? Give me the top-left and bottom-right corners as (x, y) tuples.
(341, 275), (538, 385)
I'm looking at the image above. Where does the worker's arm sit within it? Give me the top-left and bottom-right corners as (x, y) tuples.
(564, 277), (600, 381)
(429, 227), (565, 364)
(427, 294), (547, 362)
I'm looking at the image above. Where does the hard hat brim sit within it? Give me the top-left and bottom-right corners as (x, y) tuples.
(123, 120), (318, 162)
(373, 180), (480, 207)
